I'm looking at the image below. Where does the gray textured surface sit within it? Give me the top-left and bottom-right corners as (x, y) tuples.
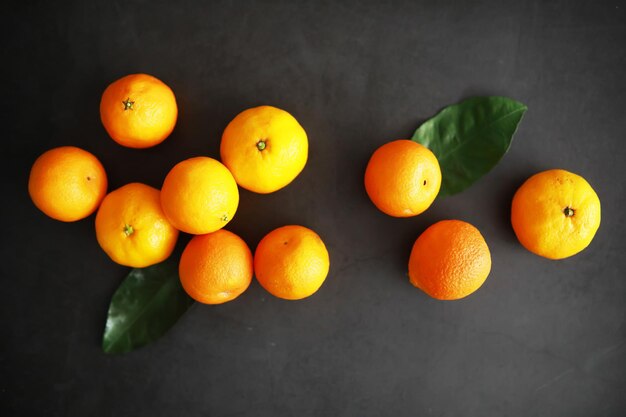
(2, 1), (626, 416)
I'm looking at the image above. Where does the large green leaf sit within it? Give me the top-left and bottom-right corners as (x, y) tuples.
(102, 259), (194, 354)
(412, 96), (527, 197)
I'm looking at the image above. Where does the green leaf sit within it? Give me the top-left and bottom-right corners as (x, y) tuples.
(102, 259), (194, 354)
(412, 96), (527, 197)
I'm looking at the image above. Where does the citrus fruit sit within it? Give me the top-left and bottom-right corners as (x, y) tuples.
(511, 169), (601, 259)
(408, 220), (491, 300)
(100, 73), (177, 148)
(28, 146), (107, 222)
(364, 139), (441, 217)
(95, 183), (179, 268)
(220, 105), (308, 193)
(254, 225), (330, 300)
(179, 229), (253, 304)
(160, 157), (239, 235)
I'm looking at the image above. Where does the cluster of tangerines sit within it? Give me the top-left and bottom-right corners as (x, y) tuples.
(365, 137), (600, 299)
(29, 73), (327, 303)
(29, 73), (602, 303)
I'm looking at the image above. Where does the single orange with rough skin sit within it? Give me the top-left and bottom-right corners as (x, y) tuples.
(511, 169), (601, 259)
(364, 139), (441, 217)
(254, 225), (330, 300)
(100, 73), (177, 148)
(179, 229), (253, 304)
(160, 157), (239, 235)
(95, 183), (179, 268)
(220, 105), (308, 194)
(409, 220), (491, 300)
(29, 146), (108, 222)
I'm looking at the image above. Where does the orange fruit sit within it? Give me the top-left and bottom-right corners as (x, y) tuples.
(28, 146), (107, 222)
(179, 229), (253, 304)
(160, 157), (239, 235)
(95, 183), (179, 268)
(100, 73), (177, 148)
(511, 169), (601, 259)
(254, 225), (330, 300)
(220, 105), (308, 193)
(408, 220), (491, 300)
(364, 139), (441, 217)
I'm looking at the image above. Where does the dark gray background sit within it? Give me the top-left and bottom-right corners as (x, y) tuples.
(2, 0), (625, 416)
